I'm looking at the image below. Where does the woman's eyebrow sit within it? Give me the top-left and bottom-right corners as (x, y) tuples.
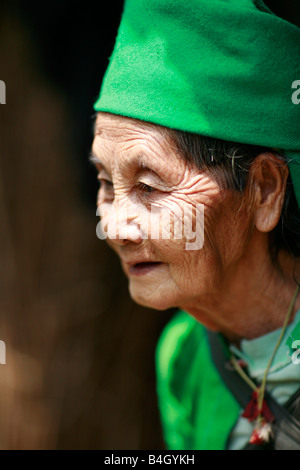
(89, 151), (106, 170)
(89, 150), (169, 183)
(122, 153), (166, 179)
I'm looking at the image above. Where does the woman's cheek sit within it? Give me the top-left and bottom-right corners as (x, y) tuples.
(146, 195), (204, 250)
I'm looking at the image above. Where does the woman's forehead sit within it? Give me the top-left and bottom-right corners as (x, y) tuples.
(94, 112), (162, 140)
(93, 112), (182, 168)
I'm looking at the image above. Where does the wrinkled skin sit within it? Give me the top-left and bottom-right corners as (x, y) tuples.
(92, 112), (300, 342)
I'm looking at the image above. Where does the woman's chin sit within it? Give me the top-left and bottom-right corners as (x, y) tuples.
(128, 282), (176, 311)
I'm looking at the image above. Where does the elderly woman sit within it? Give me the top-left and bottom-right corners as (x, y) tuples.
(91, 0), (300, 450)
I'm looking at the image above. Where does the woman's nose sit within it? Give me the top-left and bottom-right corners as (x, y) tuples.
(109, 222), (143, 246)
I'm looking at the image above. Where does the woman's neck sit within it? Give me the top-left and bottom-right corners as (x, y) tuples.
(181, 240), (300, 344)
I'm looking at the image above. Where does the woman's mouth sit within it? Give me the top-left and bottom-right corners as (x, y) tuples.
(129, 261), (163, 276)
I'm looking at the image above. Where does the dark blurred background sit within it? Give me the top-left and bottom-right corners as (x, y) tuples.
(0, 0), (299, 450)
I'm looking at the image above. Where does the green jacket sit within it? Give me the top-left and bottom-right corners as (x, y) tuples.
(155, 310), (242, 450)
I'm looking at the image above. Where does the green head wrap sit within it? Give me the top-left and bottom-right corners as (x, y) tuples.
(94, 0), (300, 208)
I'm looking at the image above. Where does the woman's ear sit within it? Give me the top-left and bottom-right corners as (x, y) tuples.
(250, 153), (289, 233)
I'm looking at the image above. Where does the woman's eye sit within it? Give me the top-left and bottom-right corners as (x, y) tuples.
(138, 182), (156, 193)
(98, 178), (114, 190)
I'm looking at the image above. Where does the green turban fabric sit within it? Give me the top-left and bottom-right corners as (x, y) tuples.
(94, 0), (300, 208)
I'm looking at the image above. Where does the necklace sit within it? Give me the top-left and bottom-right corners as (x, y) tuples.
(230, 284), (300, 445)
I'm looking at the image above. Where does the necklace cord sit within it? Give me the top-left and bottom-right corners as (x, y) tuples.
(230, 353), (257, 391)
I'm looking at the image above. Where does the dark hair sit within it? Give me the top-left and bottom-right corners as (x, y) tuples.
(168, 130), (300, 259)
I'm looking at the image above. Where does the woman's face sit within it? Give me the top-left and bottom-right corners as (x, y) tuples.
(92, 113), (252, 314)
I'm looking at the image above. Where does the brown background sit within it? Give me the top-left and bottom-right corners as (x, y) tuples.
(0, 0), (299, 450)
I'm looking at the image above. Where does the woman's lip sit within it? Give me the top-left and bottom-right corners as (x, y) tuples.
(128, 261), (163, 276)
